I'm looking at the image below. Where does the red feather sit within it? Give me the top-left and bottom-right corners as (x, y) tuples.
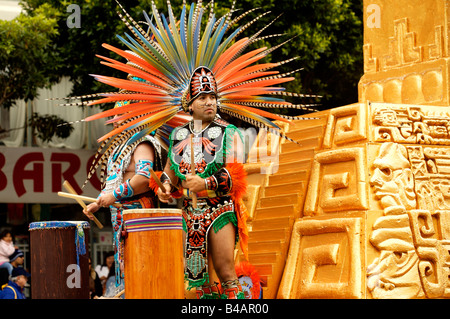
(235, 261), (262, 299)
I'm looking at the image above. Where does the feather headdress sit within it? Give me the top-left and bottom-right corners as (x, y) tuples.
(59, 0), (319, 187)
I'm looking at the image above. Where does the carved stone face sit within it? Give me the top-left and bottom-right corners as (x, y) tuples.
(370, 143), (416, 210)
(367, 142), (420, 299)
(367, 251), (422, 299)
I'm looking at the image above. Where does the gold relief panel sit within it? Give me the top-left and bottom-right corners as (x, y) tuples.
(367, 142), (450, 298)
(359, 61), (446, 105)
(367, 209), (450, 298)
(323, 104), (367, 149)
(363, 1), (448, 72)
(370, 102), (450, 145)
(381, 18), (422, 70)
(407, 145), (450, 211)
(278, 218), (362, 299)
(304, 148), (368, 216)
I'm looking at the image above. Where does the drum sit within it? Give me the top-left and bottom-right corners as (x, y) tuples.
(29, 221), (90, 299)
(123, 208), (184, 299)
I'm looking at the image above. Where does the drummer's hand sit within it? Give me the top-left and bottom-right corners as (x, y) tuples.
(83, 202), (99, 220)
(96, 193), (117, 208)
(183, 175), (206, 193)
(157, 183), (172, 203)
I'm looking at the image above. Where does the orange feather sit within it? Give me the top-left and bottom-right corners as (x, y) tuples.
(222, 77), (295, 92)
(98, 58), (172, 89)
(221, 102), (291, 123)
(218, 71), (279, 91)
(102, 43), (171, 83)
(212, 37), (249, 73)
(215, 47), (267, 83)
(92, 75), (168, 95)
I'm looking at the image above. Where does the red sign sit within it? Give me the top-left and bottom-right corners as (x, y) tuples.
(0, 147), (102, 203)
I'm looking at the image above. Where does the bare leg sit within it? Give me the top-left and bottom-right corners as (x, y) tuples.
(208, 222), (237, 282)
(208, 222), (243, 298)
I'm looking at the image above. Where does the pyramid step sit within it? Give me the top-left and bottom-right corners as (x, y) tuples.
(259, 193), (300, 208)
(254, 205), (296, 219)
(288, 117), (328, 131)
(284, 125), (325, 141)
(264, 181), (304, 197)
(251, 216), (293, 231)
(248, 252), (279, 264)
(276, 159), (311, 174)
(248, 240), (284, 254)
(268, 171), (307, 186)
(249, 228), (289, 243)
(253, 263), (274, 277)
(281, 136), (322, 153)
(279, 148), (315, 163)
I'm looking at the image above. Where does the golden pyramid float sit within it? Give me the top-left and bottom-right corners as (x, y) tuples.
(239, 0), (450, 299)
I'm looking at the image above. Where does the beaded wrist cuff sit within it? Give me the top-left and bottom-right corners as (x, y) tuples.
(113, 179), (134, 200)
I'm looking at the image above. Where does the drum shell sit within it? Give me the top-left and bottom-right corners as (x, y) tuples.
(29, 222), (90, 299)
(123, 209), (184, 299)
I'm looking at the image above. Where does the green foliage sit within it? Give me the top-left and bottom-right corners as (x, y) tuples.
(20, 0), (151, 102)
(216, 0), (364, 110)
(0, 3), (62, 108)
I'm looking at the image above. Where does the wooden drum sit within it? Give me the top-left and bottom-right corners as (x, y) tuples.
(123, 208), (184, 299)
(29, 221), (90, 299)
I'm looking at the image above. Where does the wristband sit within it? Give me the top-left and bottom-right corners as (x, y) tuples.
(113, 179), (134, 200)
(205, 176), (218, 191)
(213, 168), (232, 194)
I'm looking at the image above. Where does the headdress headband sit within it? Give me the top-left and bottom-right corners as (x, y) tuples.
(181, 66), (218, 111)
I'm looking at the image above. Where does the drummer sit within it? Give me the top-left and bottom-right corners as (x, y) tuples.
(83, 100), (166, 289)
(157, 66), (249, 299)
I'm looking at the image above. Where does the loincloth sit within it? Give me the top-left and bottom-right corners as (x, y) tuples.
(182, 195), (238, 289)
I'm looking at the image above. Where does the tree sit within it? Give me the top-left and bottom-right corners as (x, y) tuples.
(215, 0), (364, 110)
(21, 0), (152, 102)
(0, 4), (73, 143)
(0, 4), (62, 108)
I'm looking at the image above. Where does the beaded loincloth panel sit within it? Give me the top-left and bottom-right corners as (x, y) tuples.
(183, 196), (237, 289)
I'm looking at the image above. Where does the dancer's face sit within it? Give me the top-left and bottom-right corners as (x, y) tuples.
(190, 93), (217, 126)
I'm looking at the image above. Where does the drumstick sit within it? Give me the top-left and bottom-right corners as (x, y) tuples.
(63, 181), (104, 229)
(113, 289), (125, 298)
(190, 134), (197, 208)
(57, 192), (122, 208)
(149, 168), (166, 191)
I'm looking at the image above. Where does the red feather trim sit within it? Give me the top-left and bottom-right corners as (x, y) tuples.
(226, 163), (249, 259)
(226, 162), (247, 201)
(235, 261), (262, 299)
(148, 170), (163, 194)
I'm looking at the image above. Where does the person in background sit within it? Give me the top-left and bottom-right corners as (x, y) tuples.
(0, 230), (16, 276)
(95, 251), (114, 293)
(89, 258), (103, 299)
(9, 249), (24, 270)
(0, 267), (30, 299)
